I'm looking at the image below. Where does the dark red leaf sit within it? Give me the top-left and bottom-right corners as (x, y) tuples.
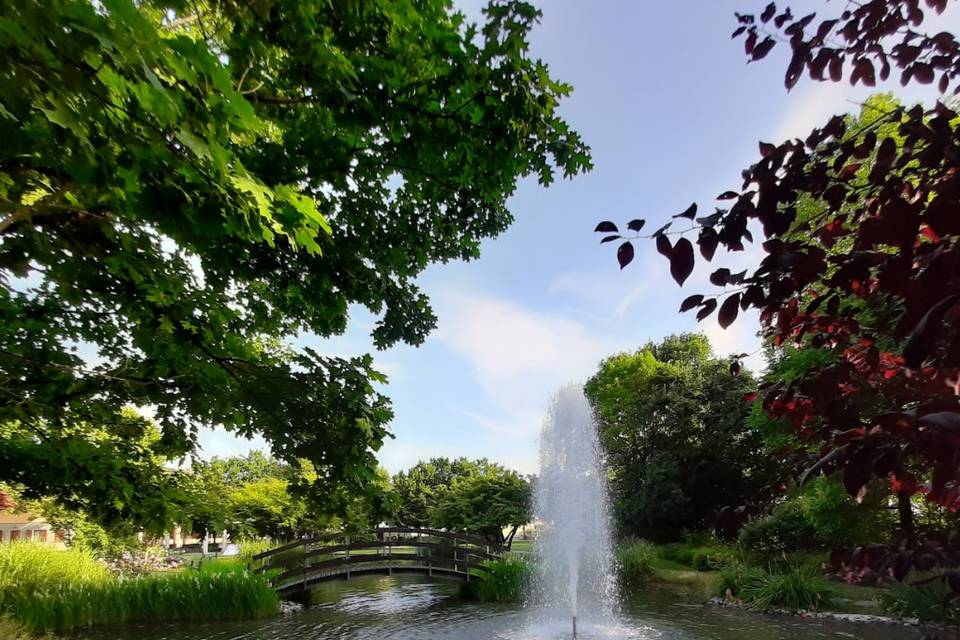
(652, 221), (673, 236)
(829, 53), (843, 81)
(656, 233), (673, 258)
(752, 37), (776, 60)
(674, 203), (697, 220)
(626, 219), (645, 232)
(617, 241), (634, 269)
(710, 268), (731, 287)
(679, 294), (704, 312)
(745, 30), (758, 56)
(785, 45), (809, 90)
(718, 191), (739, 200)
(730, 360), (742, 376)
(718, 293), (741, 328)
(696, 298), (718, 322)
(913, 62), (935, 84)
(774, 7), (793, 28)
(600, 235), (620, 243)
(815, 19), (838, 41)
(670, 238), (695, 286)
(838, 163), (861, 179)
(595, 221), (618, 233)
(917, 412), (960, 434)
(699, 227), (720, 261)
(759, 141), (776, 157)
(760, 2), (776, 23)
(843, 453), (871, 497)
(904, 295), (960, 368)
(732, 25), (747, 38)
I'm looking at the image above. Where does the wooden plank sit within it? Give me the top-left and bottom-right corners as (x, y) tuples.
(276, 565), (473, 594)
(271, 553), (487, 585)
(373, 527), (502, 551)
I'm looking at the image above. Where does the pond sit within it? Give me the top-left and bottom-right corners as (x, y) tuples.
(70, 575), (928, 640)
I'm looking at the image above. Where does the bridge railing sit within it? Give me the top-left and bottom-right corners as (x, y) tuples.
(250, 527), (504, 592)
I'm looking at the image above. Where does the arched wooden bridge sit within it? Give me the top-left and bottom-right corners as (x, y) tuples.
(250, 527), (505, 596)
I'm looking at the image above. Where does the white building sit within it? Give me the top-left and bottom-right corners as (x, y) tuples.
(0, 511), (63, 545)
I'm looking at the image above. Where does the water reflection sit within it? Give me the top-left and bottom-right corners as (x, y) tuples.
(68, 575), (933, 640)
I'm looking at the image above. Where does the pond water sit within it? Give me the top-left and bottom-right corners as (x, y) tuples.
(71, 574), (931, 640)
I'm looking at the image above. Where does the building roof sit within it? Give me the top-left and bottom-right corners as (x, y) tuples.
(0, 511), (46, 525)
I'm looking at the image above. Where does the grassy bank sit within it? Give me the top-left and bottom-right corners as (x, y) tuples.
(0, 543), (280, 635)
(613, 538), (958, 623)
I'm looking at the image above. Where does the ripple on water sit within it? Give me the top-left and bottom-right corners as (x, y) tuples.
(67, 575), (938, 640)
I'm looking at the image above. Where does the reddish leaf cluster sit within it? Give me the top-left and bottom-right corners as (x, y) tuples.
(0, 489), (14, 511)
(600, 0), (960, 594)
(734, 0), (958, 93)
(826, 538), (960, 599)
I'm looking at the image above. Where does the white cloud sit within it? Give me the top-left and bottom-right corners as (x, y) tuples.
(430, 287), (623, 454)
(773, 81), (850, 143)
(549, 269), (648, 319)
(196, 428), (268, 460)
(434, 289), (611, 402)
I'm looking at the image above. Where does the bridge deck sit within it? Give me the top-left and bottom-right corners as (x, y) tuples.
(253, 528), (504, 595)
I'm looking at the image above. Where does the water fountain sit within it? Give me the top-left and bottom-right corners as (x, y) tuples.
(529, 384), (618, 638)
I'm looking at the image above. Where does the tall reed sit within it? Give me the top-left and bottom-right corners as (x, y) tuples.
(0, 543), (280, 634)
(462, 556), (532, 603)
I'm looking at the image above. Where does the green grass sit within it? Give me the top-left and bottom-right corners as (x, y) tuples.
(237, 539), (281, 566)
(0, 542), (280, 634)
(616, 540), (659, 583)
(462, 556), (531, 603)
(0, 541), (112, 598)
(509, 539), (535, 554)
(0, 616), (28, 639)
(719, 563), (835, 611)
(658, 541), (739, 571)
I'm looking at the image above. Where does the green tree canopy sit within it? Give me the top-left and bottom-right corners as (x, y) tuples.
(430, 468), (531, 548)
(585, 333), (777, 540)
(0, 408), (186, 530)
(185, 451), (391, 539)
(0, 0), (589, 527)
(390, 456), (494, 527)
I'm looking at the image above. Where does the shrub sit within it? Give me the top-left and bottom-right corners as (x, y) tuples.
(880, 580), (960, 624)
(616, 540), (659, 582)
(720, 563), (835, 611)
(738, 502), (820, 552)
(462, 556), (531, 603)
(102, 547), (183, 575)
(738, 478), (892, 552)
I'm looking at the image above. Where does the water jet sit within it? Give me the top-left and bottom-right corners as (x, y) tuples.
(530, 384), (617, 637)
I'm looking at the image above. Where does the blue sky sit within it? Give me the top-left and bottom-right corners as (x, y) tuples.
(199, 1), (954, 474)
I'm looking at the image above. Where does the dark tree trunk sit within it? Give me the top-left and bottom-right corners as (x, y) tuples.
(504, 525), (519, 550)
(896, 491), (915, 543)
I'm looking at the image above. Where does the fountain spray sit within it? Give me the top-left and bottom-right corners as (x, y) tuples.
(531, 384), (618, 636)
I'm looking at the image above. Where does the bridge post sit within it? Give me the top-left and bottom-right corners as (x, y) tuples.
(345, 534), (351, 580)
(453, 537), (458, 575)
(301, 538), (308, 590)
